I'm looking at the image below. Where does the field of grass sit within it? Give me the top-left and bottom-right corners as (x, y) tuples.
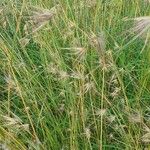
(0, 0), (150, 149)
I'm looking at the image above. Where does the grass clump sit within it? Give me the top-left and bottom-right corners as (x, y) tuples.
(0, 0), (150, 149)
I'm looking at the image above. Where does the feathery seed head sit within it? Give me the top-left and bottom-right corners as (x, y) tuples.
(141, 133), (150, 143)
(128, 111), (142, 123)
(95, 109), (107, 116)
(128, 16), (150, 39)
(84, 128), (91, 139)
(24, 4), (61, 34)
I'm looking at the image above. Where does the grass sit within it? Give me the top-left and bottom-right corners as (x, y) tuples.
(0, 0), (150, 149)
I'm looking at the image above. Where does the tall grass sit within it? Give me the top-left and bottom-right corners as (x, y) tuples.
(0, 0), (150, 149)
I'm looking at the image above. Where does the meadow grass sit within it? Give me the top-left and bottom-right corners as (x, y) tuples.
(0, 0), (150, 149)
